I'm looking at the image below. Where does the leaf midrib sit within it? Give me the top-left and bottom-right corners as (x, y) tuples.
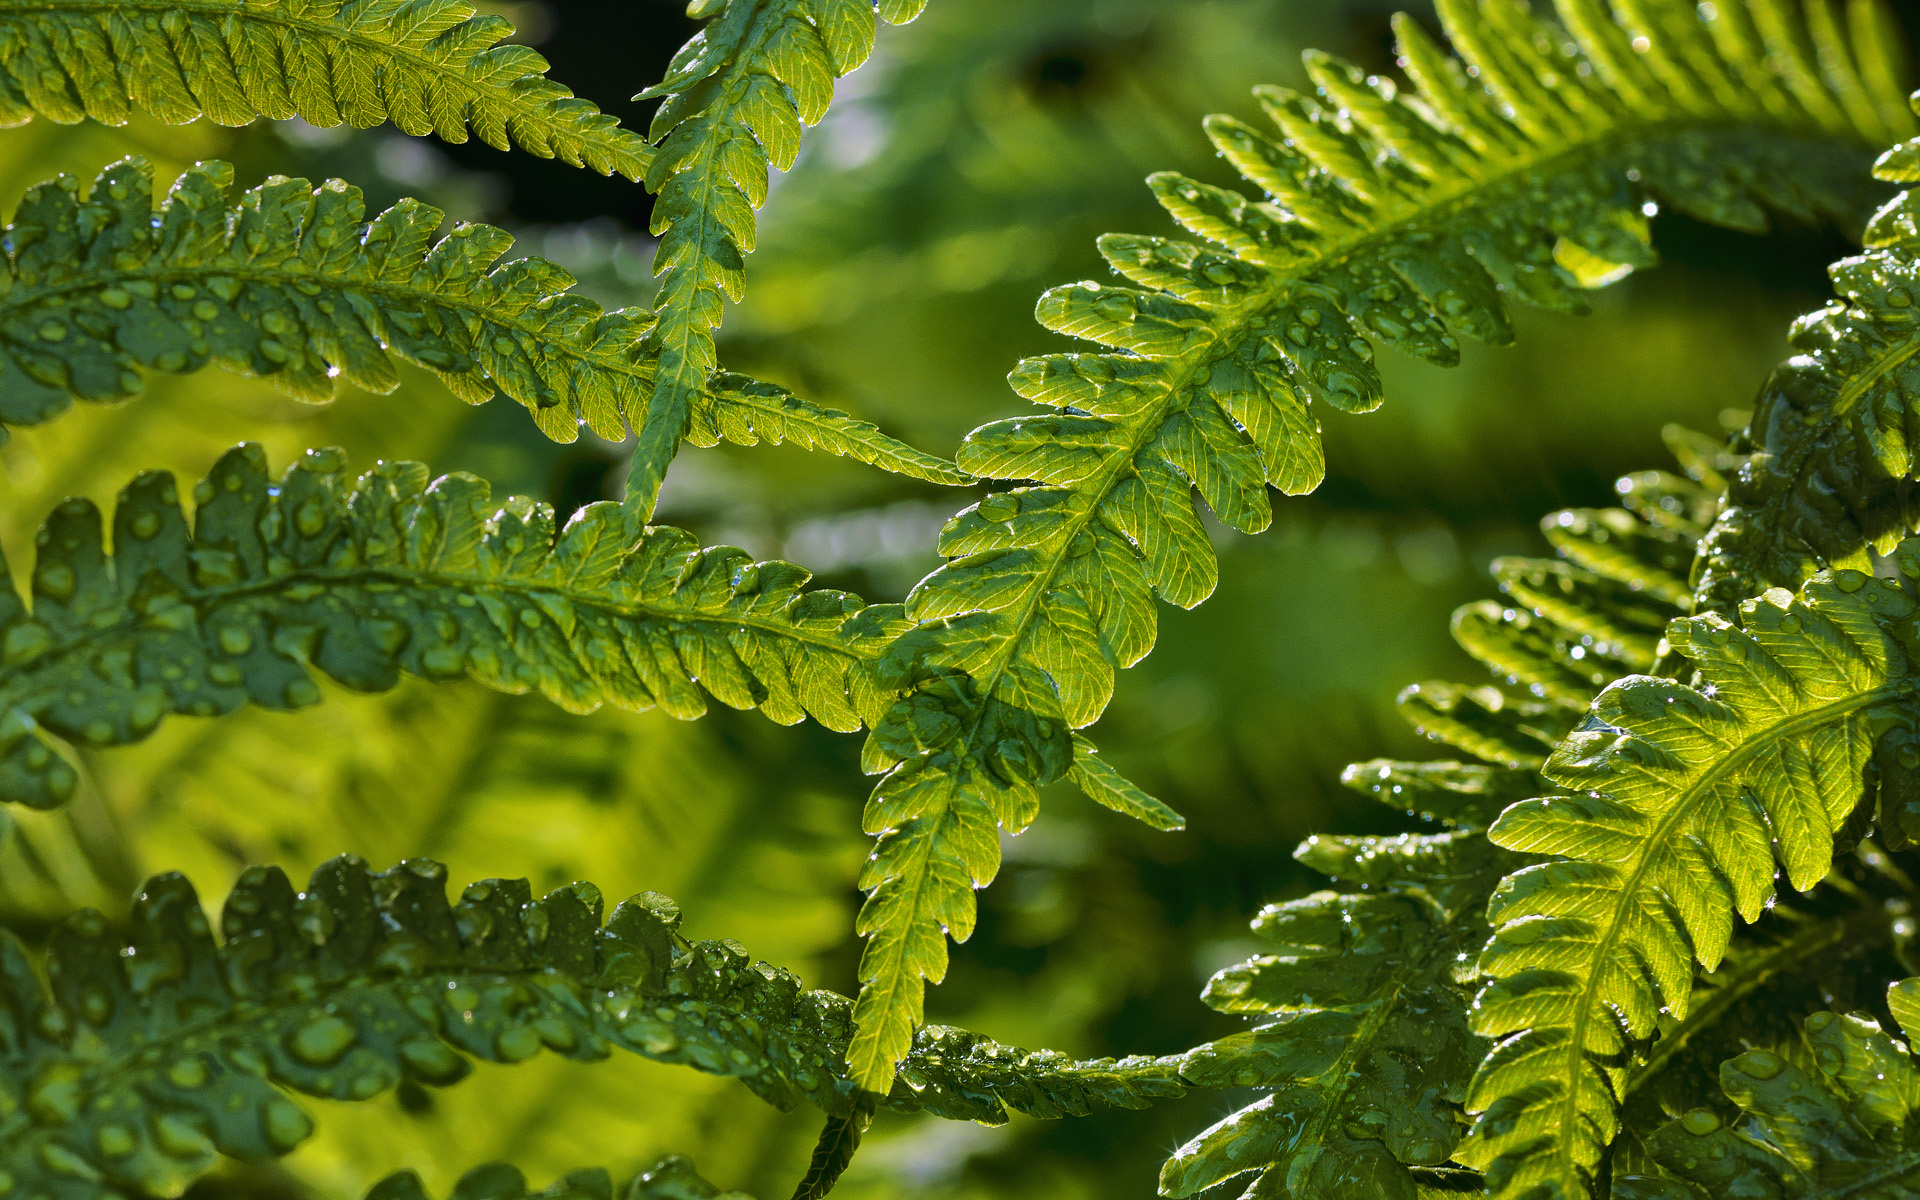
(0, 0), (644, 162)
(1544, 680), (1912, 1189)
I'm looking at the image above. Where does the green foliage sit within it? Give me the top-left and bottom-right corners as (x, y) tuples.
(843, 0), (1909, 1092)
(1694, 112), (1920, 611)
(1625, 986), (1920, 1197)
(7, 0), (1920, 1192)
(629, 0), (932, 515)
(0, 0), (648, 176)
(0, 157), (958, 482)
(0, 442), (911, 809)
(1151, 457), (1715, 1200)
(1463, 553), (1920, 1200)
(0, 855), (1187, 1200)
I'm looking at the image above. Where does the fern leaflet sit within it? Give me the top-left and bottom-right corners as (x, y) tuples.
(852, 0), (1908, 1093)
(0, 443), (912, 808)
(1462, 552), (1920, 1200)
(0, 0), (648, 176)
(0, 856), (1187, 1200)
(0, 158), (960, 484)
(629, 0), (930, 516)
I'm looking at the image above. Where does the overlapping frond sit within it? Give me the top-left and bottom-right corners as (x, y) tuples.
(368, 1159), (749, 1200)
(1153, 460), (1714, 1200)
(1619, 851), (1917, 1145)
(630, 0), (932, 513)
(0, 443), (911, 809)
(850, 0), (1907, 1092)
(1694, 126), (1920, 612)
(0, 0), (647, 176)
(1461, 551), (1920, 1200)
(1157, 824), (1514, 1200)
(0, 158), (959, 483)
(1628, 990), (1920, 1197)
(0, 856), (1187, 1200)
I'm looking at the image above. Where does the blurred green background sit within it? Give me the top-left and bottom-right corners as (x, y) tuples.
(0, 1), (1909, 1197)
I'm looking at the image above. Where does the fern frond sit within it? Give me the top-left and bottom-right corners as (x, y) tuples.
(1620, 850), (1915, 1141)
(629, 0), (931, 515)
(1461, 552), (1920, 1200)
(853, 0), (1902, 1087)
(367, 1159), (748, 1200)
(0, 158), (960, 484)
(1694, 132), (1920, 611)
(1628, 989), (1920, 1197)
(0, 856), (1187, 1200)
(1153, 458), (1715, 1199)
(909, 0), (1903, 750)
(1158, 832), (1517, 1200)
(0, 442), (911, 809)
(0, 0), (648, 176)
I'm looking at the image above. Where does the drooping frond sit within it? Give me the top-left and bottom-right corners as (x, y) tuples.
(849, 0), (1905, 1091)
(1461, 553), (1920, 1200)
(1694, 132), (1920, 612)
(0, 856), (1188, 1200)
(1627, 992), (1920, 1196)
(0, 0), (649, 177)
(0, 158), (960, 484)
(628, 0), (930, 514)
(367, 1159), (748, 1200)
(0, 442), (912, 809)
(1154, 459), (1709, 1199)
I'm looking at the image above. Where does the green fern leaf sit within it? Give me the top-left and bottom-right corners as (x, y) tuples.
(367, 1159), (749, 1200)
(0, 442), (913, 809)
(629, 0), (930, 515)
(1462, 554), (1920, 1200)
(0, 856), (1188, 1200)
(1621, 853), (1915, 1144)
(0, 158), (960, 483)
(852, 0), (1902, 1089)
(1155, 457), (1712, 1200)
(1158, 834), (1516, 1200)
(907, 0), (1904, 767)
(0, 0), (648, 177)
(1694, 134), (1920, 611)
(1630, 992), (1920, 1197)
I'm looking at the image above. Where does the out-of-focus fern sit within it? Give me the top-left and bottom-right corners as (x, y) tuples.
(629, 0), (932, 515)
(1624, 980), (1920, 1197)
(852, 0), (1911, 1092)
(1154, 456), (1716, 1200)
(1694, 112), (1920, 611)
(0, 158), (960, 483)
(366, 1159), (748, 1200)
(0, 856), (1188, 1200)
(0, 0), (648, 176)
(1462, 546), (1920, 1200)
(0, 443), (913, 809)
